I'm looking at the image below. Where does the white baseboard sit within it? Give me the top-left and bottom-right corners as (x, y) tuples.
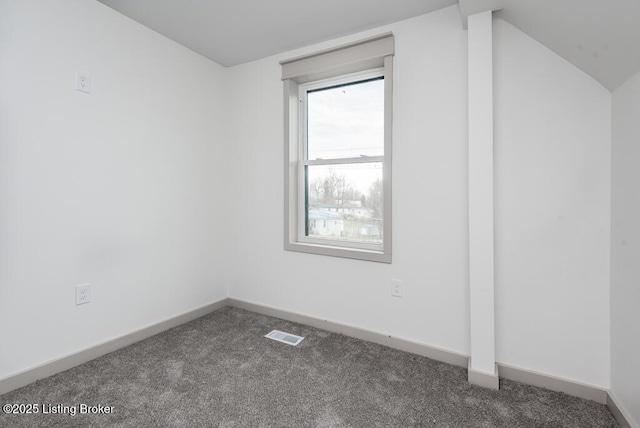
(468, 361), (499, 389)
(0, 298), (227, 396)
(227, 297), (470, 368)
(1, 295), (624, 425)
(607, 391), (636, 428)
(497, 363), (607, 404)
(229, 298), (613, 406)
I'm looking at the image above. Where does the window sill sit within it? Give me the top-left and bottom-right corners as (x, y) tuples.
(284, 241), (391, 263)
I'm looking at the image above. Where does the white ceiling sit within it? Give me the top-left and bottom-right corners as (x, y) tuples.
(495, 0), (640, 91)
(97, 0), (640, 91)
(96, 0), (456, 67)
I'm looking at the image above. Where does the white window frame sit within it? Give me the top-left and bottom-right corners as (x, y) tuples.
(282, 33), (393, 263)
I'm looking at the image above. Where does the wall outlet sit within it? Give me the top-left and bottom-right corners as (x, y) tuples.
(76, 283), (91, 305)
(75, 72), (91, 93)
(391, 279), (403, 298)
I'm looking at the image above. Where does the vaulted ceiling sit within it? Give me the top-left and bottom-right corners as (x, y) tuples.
(97, 0), (640, 91)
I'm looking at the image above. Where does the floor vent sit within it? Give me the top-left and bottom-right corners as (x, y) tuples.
(265, 330), (304, 346)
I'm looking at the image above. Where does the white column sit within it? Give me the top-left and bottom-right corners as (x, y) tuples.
(467, 10), (498, 389)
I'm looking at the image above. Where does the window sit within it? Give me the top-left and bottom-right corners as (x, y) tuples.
(282, 33), (394, 263)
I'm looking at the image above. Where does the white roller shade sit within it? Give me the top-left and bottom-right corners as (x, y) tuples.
(281, 33), (394, 83)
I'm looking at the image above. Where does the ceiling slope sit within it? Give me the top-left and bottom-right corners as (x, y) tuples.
(96, 0), (456, 67)
(97, 0), (640, 91)
(495, 0), (640, 91)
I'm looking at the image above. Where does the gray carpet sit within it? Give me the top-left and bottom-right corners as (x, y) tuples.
(0, 307), (618, 427)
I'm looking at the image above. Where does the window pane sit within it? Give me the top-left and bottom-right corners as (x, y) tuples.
(305, 162), (383, 244)
(307, 78), (384, 160)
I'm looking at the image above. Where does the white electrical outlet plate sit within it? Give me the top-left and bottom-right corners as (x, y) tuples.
(391, 279), (403, 298)
(75, 72), (91, 93)
(76, 283), (91, 305)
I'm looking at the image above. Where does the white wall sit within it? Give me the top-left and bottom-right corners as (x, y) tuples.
(493, 19), (611, 387)
(0, 0), (229, 379)
(227, 6), (471, 356)
(0, 1), (617, 394)
(611, 70), (640, 426)
(227, 8), (613, 389)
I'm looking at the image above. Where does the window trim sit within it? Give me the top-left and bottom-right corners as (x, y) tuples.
(282, 34), (393, 263)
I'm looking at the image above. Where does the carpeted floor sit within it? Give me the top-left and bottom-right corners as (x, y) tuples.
(0, 307), (618, 427)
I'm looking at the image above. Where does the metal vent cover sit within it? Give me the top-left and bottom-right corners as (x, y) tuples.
(265, 330), (304, 346)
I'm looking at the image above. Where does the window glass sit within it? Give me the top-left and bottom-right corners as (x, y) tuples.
(307, 78), (384, 160)
(305, 162), (383, 244)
